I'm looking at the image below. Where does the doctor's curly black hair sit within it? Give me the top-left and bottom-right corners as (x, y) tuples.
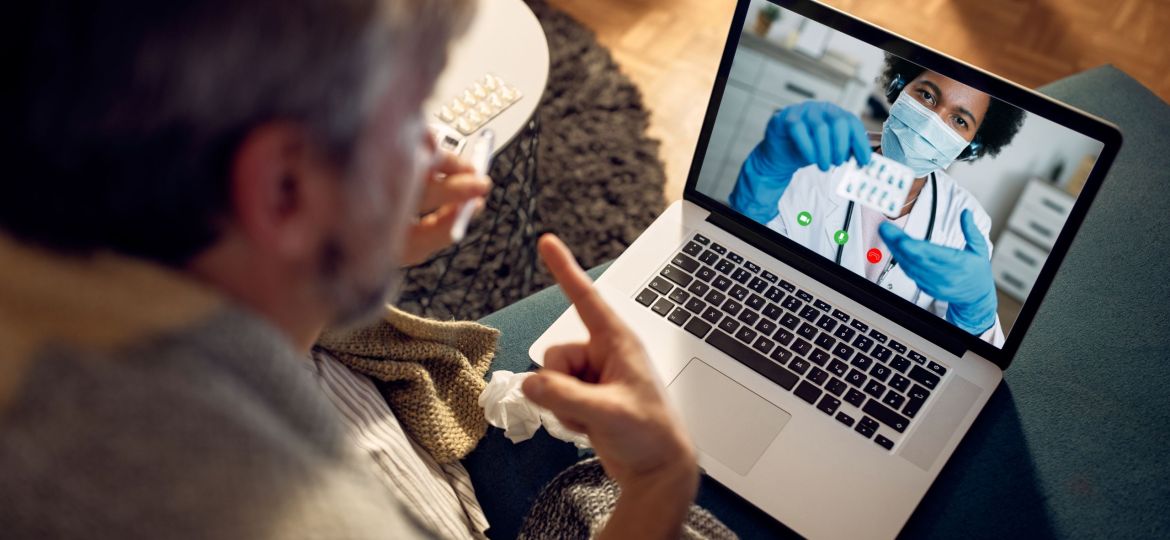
(878, 55), (1026, 160)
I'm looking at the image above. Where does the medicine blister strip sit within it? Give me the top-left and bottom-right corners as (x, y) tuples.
(835, 154), (916, 218)
(435, 74), (522, 135)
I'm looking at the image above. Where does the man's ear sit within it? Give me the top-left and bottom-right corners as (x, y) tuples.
(228, 123), (339, 261)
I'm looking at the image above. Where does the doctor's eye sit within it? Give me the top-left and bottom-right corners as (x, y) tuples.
(916, 88), (936, 106)
(952, 115), (969, 130)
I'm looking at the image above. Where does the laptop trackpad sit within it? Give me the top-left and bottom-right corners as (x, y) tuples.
(667, 359), (790, 475)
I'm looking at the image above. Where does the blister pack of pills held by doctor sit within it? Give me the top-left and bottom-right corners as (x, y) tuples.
(835, 154), (916, 218)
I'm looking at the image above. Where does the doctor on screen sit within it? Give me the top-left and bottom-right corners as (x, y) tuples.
(729, 55), (1025, 346)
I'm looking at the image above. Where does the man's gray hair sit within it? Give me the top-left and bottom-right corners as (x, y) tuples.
(3, 0), (474, 264)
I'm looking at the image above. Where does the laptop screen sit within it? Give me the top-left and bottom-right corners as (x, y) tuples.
(694, 0), (1109, 350)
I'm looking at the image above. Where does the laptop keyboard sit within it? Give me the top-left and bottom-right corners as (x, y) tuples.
(635, 233), (949, 451)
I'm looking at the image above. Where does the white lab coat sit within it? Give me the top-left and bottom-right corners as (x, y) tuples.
(764, 165), (1006, 346)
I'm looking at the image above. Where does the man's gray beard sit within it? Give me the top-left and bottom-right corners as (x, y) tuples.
(318, 235), (402, 332)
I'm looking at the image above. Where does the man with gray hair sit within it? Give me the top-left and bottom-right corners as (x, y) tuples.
(0, 0), (699, 538)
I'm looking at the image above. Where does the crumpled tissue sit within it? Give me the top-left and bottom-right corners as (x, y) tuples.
(478, 370), (591, 449)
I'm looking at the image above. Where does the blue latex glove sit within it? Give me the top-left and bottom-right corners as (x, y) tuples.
(878, 209), (998, 335)
(729, 101), (872, 224)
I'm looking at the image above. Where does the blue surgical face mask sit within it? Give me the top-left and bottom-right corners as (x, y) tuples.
(881, 92), (969, 177)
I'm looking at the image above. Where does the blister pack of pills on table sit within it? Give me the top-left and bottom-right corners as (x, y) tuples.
(835, 154), (916, 218)
(435, 74), (522, 135)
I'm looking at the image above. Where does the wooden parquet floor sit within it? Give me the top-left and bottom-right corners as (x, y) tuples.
(546, 0), (1170, 202)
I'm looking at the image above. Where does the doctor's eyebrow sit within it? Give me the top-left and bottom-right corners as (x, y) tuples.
(916, 79), (980, 129)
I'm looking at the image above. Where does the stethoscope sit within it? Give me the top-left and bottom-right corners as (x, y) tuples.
(834, 171), (938, 295)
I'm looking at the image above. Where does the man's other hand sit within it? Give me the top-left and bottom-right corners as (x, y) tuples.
(401, 149), (491, 266)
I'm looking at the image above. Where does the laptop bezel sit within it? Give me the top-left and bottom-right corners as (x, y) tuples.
(683, 0), (1123, 370)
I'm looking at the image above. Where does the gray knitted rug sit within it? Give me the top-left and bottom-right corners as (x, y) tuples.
(398, 0), (666, 321)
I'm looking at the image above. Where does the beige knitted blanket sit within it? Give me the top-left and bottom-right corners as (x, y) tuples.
(315, 306), (499, 464)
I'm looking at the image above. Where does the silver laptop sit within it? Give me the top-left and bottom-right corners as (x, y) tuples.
(531, 0), (1121, 537)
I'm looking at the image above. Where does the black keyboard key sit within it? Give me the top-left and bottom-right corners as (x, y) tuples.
(826, 377), (848, 397)
(871, 345), (892, 362)
(816, 315), (838, 333)
(729, 285), (750, 301)
(799, 305), (820, 322)
(781, 295), (802, 312)
(868, 329), (888, 343)
(705, 290), (726, 306)
(833, 343), (855, 360)
(797, 322), (818, 340)
(789, 357), (810, 375)
(863, 380), (886, 399)
(863, 399), (910, 432)
(660, 265), (692, 287)
(672, 253), (700, 273)
(715, 259), (735, 275)
(779, 313), (800, 330)
(761, 270), (779, 283)
(755, 319), (777, 335)
(701, 307), (722, 324)
(718, 318), (740, 335)
(636, 289), (658, 307)
(814, 333), (836, 351)
(668, 307), (691, 326)
(836, 412), (855, 427)
(889, 374), (911, 392)
(816, 395), (841, 415)
(764, 286), (785, 302)
(833, 325), (856, 341)
(792, 338), (812, 356)
(908, 350), (928, 364)
(850, 354), (872, 371)
(770, 347), (792, 365)
(649, 277), (673, 295)
(682, 241), (703, 256)
(828, 359), (849, 377)
(727, 252), (744, 264)
(853, 335), (874, 353)
(746, 294), (766, 311)
(668, 288), (689, 305)
(773, 329), (794, 346)
(869, 363), (892, 382)
(844, 389), (866, 407)
(684, 318), (712, 338)
(851, 319), (869, 333)
(908, 365), (940, 390)
(808, 367), (829, 385)
(855, 416), (878, 438)
(735, 327), (758, 345)
(845, 369), (867, 387)
(753, 336), (775, 355)
(687, 281), (710, 297)
(831, 309), (850, 323)
(928, 361), (948, 376)
(737, 309), (759, 325)
(809, 348), (830, 367)
(695, 267), (716, 283)
(778, 279), (796, 292)
(794, 380), (822, 404)
(813, 299), (832, 311)
(693, 233), (710, 245)
(651, 298), (673, 317)
(748, 277), (769, 293)
(795, 289), (814, 302)
(731, 268), (752, 284)
(710, 243), (727, 255)
(882, 390), (906, 409)
(890, 355), (911, 374)
(888, 340), (907, 354)
(699, 250), (719, 265)
(706, 330), (798, 390)
(743, 261), (761, 273)
(904, 385), (930, 418)
(874, 434), (895, 450)
(721, 299), (742, 317)
(763, 303), (784, 320)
